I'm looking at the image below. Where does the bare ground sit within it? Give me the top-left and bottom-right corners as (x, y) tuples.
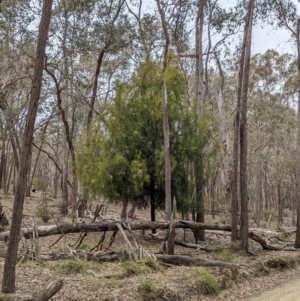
(0, 191), (300, 301)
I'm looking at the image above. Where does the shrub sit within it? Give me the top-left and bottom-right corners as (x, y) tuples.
(50, 259), (86, 274)
(48, 259), (102, 275)
(218, 213), (228, 224)
(186, 267), (220, 295)
(138, 280), (181, 301)
(212, 247), (234, 263)
(35, 205), (54, 222)
(122, 258), (162, 276)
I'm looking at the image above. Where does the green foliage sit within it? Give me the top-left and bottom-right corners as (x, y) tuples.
(122, 258), (162, 276)
(77, 243), (89, 250)
(218, 213), (228, 224)
(77, 55), (219, 213)
(48, 259), (102, 275)
(35, 205), (54, 223)
(138, 280), (181, 301)
(212, 247), (234, 263)
(186, 268), (220, 295)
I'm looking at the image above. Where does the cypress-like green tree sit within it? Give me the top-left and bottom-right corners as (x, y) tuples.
(77, 55), (217, 222)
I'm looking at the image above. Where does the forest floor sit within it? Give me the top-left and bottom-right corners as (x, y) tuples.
(0, 191), (300, 301)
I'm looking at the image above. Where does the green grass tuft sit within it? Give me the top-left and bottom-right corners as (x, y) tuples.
(186, 267), (220, 295)
(47, 259), (102, 275)
(122, 258), (162, 276)
(212, 247), (234, 263)
(138, 280), (181, 301)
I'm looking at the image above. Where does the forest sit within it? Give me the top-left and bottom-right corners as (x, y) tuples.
(0, 0), (300, 300)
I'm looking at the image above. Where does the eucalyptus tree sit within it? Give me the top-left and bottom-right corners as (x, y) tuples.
(42, 0), (133, 216)
(261, 0), (300, 248)
(230, 0), (255, 250)
(0, 0), (37, 189)
(2, 0), (53, 293)
(246, 50), (297, 226)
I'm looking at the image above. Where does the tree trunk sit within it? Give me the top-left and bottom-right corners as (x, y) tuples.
(295, 17), (300, 248)
(2, 0), (53, 293)
(61, 138), (69, 215)
(264, 167), (269, 210)
(150, 177), (156, 234)
(156, 0), (174, 254)
(194, 0), (206, 242)
(0, 141), (5, 191)
(239, 0), (255, 251)
(278, 182), (283, 226)
(121, 201), (128, 220)
(256, 168), (262, 227)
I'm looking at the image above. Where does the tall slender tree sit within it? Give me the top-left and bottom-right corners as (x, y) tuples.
(231, 0), (255, 250)
(2, 0), (53, 293)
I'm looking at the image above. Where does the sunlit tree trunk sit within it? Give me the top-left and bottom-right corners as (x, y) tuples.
(239, 0), (255, 251)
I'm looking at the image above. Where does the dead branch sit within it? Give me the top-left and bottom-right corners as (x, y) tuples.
(248, 232), (282, 251)
(0, 280), (62, 301)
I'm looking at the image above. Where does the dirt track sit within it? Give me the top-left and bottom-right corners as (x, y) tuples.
(245, 278), (300, 301)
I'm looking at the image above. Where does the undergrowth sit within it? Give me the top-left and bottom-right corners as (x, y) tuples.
(35, 205), (54, 223)
(186, 267), (220, 295)
(138, 280), (181, 301)
(122, 258), (162, 276)
(47, 259), (102, 275)
(212, 247), (234, 263)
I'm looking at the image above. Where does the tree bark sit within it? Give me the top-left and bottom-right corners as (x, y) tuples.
(155, 0), (174, 255)
(2, 0), (53, 293)
(0, 221), (233, 242)
(238, 0), (255, 251)
(256, 167), (262, 227)
(295, 17), (300, 248)
(194, 0), (206, 242)
(0, 221), (282, 251)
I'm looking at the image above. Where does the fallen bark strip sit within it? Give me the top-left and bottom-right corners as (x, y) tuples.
(156, 254), (239, 268)
(0, 280), (62, 301)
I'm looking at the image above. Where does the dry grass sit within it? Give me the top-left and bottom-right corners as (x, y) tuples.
(0, 191), (299, 300)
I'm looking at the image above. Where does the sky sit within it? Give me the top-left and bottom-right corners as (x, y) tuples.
(223, 0), (300, 55)
(141, 0), (300, 55)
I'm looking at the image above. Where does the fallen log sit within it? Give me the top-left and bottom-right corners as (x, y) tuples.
(0, 221), (289, 252)
(248, 232), (282, 251)
(0, 280), (62, 301)
(156, 254), (239, 268)
(0, 221), (232, 241)
(144, 234), (214, 252)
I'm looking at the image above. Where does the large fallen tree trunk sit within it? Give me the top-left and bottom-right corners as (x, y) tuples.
(0, 221), (231, 241)
(0, 220), (287, 251)
(0, 280), (62, 301)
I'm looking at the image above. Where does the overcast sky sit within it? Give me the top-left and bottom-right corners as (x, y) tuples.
(141, 0), (300, 55)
